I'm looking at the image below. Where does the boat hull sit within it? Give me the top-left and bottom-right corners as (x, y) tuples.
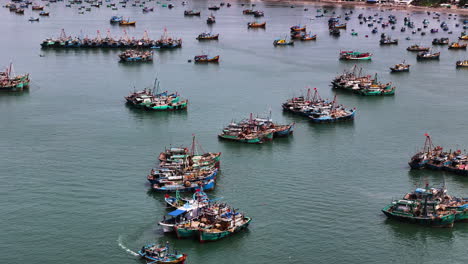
(199, 217), (251, 242)
(382, 207), (455, 227)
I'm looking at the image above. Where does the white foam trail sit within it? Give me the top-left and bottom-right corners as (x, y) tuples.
(117, 235), (139, 256)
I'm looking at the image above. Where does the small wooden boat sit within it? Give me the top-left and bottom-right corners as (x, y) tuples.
(28, 17), (39, 22)
(196, 32), (219, 40)
(32, 5), (44, 10)
(448, 42), (467, 49)
(334, 23), (347, 29)
(290, 25), (306, 32)
(194, 55), (220, 63)
(301, 33), (317, 41)
(406, 45), (430, 52)
(459, 34), (468, 40)
(138, 243), (187, 263)
(273, 38), (294, 46)
(247, 22), (266, 28)
(242, 9), (254, 15)
(184, 10), (201, 16)
(207, 15), (215, 24)
(119, 20), (136, 26)
(456, 60), (468, 68)
(339, 51), (372, 60)
(417, 51), (440, 60)
(380, 38), (398, 45)
(253, 11), (264, 17)
(208, 6), (220, 10)
(390, 62), (410, 72)
(142, 7), (154, 12)
(39, 11), (49, 16)
(15, 8), (24, 14)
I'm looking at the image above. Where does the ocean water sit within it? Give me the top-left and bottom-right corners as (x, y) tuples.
(1, 1), (468, 264)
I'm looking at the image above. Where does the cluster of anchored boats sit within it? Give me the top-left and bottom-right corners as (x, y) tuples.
(40, 29), (182, 50)
(382, 184), (468, 228)
(332, 66), (395, 96)
(409, 134), (468, 176)
(218, 114), (294, 144)
(0, 63), (30, 92)
(138, 136), (251, 262)
(282, 88), (356, 123)
(119, 50), (153, 62)
(125, 79), (188, 111)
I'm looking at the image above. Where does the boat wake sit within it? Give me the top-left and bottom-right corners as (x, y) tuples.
(117, 235), (139, 256)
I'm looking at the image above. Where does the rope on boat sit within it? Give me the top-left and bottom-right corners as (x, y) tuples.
(117, 235), (139, 256)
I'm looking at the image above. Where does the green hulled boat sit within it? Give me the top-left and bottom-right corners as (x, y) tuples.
(199, 217), (251, 242)
(1, 64), (30, 92)
(174, 224), (199, 239)
(382, 200), (456, 227)
(145, 99), (188, 111)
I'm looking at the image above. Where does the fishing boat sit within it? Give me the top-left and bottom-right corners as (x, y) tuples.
(432, 38), (449, 45)
(39, 11), (49, 16)
(199, 215), (252, 242)
(152, 29), (182, 50)
(184, 10), (201, 16)
(207, 14), (215, 24)
(119, 19), (136, 26)
(456, 60), (468, 67)
(417, 51), (440, 60)
(290, 25), (306, 32)
(390, 62), (410, 72)
(301, 33), (317, 41)
(109, 15), (123, 23)
(15, 8), (24, 14)
(339, 51), (372, 60)
(194, 55), (220, 63)
(408, 134), (435, 169)
(208, 6), (220, 10)
(196, 32), (219, 40)
(273, 38), (294, 46)
(308, 95), (356, 123)
(242, 9), (254, 15)
(382, 199), (456, 227)
(459, 33), (468, 40)
(118, 50), (153, 62)
(380, 34), (398, 45)
(28, 17), (39, 22)
(32, 5), (44, 10)
(253, 11), (264, 17)
(247, 22), (266, 28)
(290, 31), (305, 40)
(0, 63), (30, 92)
(406, 45), (430, 52)
(448, 42), (467, 49)
(329, 27), (340, 36)
(138, 242), (187, 263)
(142, 7), (154, 12)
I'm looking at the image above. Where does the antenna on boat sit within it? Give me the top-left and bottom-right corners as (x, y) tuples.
(306, 87), (311, 101)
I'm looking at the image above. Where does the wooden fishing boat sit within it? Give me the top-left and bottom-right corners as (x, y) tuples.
(39, 11), (49, 16)
(253, 11), (264, 17)
(448, 42), (467, 49)
(196, 32), (219, 40)
(408, 134), (435, 169)
(339, 51), (372, 60)
(417, 51), (440, 60)
(456, 60), (468, 67)
(247, 22), (266, 28)
(382, 200), (456, 227)
(28, 17), (39, 22)
(153, 179), (215, 192)
(242, 9), (254, 15)
(290, 31), (305, 40)
(208, 6), (220, 10)
(290, 25), (306, 32)
(459, 34), (468, 40)
(0, 63), (30, 92)
(199, 216), (252, 242)
(119, 20), (136, 26)
(333, 23), (347, 29)
(109, 15), (123, 23)
(184, 10), (201, 16)
(32, 5), (44, 10)
(309, 95), (356, 123)
(119, 50), (153, 62)
(432, 38), (449, 45)
(301, 33), (317, 41)
(207, 15), (215, 24)
(142, 7), (154, 12)
(138, 243), (187, 263)
(379, 34), (398, 45)
(273, 38), (294, 46)
(15, 8), (24, 14)
(406, 45), (430, 52)
(390, 62), (410, 72)
(194, 55), (219, 63)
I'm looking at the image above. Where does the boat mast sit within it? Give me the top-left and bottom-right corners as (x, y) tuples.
(191, 134), (196, 156)
(423, 133), (434, 155)
(153, 77), (158, 94)
(306, 88), (311, 101)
